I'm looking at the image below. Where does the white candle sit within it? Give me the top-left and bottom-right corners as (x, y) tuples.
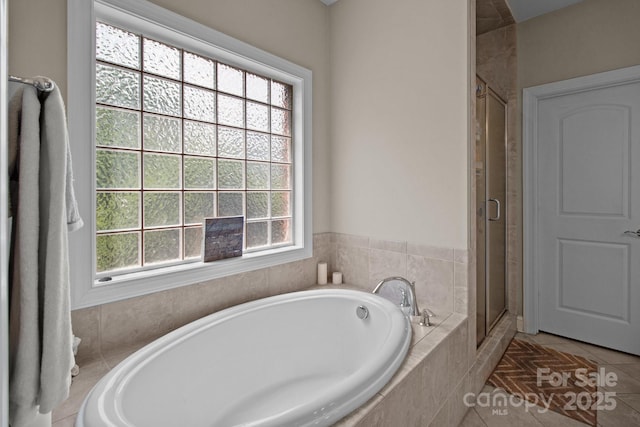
(332, 272), (343, 285)
(317, 262), (328, 285)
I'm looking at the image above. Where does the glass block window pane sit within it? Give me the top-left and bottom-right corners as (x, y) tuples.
(144, 228), (181, 265)
(218, 63), (244, 96)
(247, 162), (269, 190)
(246, 132), (270, 161)
(143, 192), (181, 227)
(247, 102), (269, 132)
(96, 192), (140, 231)
(272, 219), (291, 245)
(143, 38), (181, 80)
(218, 94), (244, 128)
(96, 149), (140, 189)
(184, 227), (203, 259)
(143, 75), (181, 116)
(271, 136), (291, 163)
(271, 107), (291, 136)
(96, 64), (140, 109)
(271, 191), (291, 217)
(246, 221), (268, 248)
(96, 22), (140, 69)
(143, 114), (181, 153)
(246, 73), (269, 103)
(217, 127), (245, 159)
(271, 164), (291, 190)
(184, 52), (215, 89)
(247, 192), (268, 219)
(271, 81), (292, 110)
(218, 192), (243, 217)
(184, 86), (216, 123)
(143, 153), (181, 189)
(96, 232), (140, 273)
(184, 157), (215, 189)
(184, 192), (215, 225)
(218, 159), (244, 189)
(184, 121), (216, 156)
(96, 107), (140, 149)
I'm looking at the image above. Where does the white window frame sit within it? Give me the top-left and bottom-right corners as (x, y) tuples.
(67, 0), (312, 309)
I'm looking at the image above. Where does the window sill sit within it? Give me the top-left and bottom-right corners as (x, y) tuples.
(73, 244), (311, 309)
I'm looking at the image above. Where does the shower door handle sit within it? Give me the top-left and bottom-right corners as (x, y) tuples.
(488, 198), (501, 221)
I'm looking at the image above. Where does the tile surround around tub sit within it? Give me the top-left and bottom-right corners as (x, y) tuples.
(331, 232), (469, 318)
(63, 232), (475, 426)
(72, 232), (468, 361)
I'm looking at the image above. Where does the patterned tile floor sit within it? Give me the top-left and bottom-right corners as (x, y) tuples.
(460, 332), (640, 427)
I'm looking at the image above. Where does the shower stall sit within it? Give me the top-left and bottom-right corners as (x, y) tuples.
(476, 76), (507, 345)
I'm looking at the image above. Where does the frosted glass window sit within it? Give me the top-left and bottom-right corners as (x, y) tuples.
(184, 121), (216, 156)
(143, 154), (181, 189)
(247, 73), (269, 103)
(184, 86), (215, 123)
(143, 114), (181, 153)
(96, 107), (140, 149)
(184, 192), (215, 225)
(184, 52), (215, 89)
(247, 192), (268, 219)
(218, 159), (244, 190)
(143, 38), (181, 80)
(96, 64), (140, 110)
(247, 221), (268, 248)
(247, 102), (269, 132)
(144, 228), (181, 264)
(218, 94), (244, 127)
(143, 75), (181, 116)
(94, 21), (298, 277)
(143, 192), (181, 227)
(218, 127), (245, 159)
(96, 22), (140, 69)
(96, 149), (140, 189)
(271, 81), (292, 110)
(271, 136), (291, 163)
(218, 192), (243, 217)
(184, 227), (203, 259)
(271, 107), (291, 136)
(96, 232), (140, 273)
(247, 132), (270, 161)
(218, 63), (244, 96)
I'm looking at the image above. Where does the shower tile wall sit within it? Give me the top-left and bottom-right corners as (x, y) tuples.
(476, 24), (519, 315)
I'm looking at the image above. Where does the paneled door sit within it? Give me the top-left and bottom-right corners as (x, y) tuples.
(533, 69), (640, 355)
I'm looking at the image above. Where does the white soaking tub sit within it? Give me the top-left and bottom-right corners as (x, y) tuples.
(76, 289), (411, 427)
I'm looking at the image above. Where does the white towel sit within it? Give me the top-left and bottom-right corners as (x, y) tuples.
(8, 84), (83, 426)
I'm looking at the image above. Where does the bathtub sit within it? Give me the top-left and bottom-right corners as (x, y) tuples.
(76, 289), (411, 427)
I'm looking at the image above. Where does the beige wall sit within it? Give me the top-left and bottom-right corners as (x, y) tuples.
(517, 0), (640, 315)
(518, 0), (640, 89)
(8, 0), (332, 233)
(329, 0), (470, 250)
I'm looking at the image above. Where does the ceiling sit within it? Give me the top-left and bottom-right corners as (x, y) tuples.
(505, 0), (584, 22)
(321, 0), (585, 25)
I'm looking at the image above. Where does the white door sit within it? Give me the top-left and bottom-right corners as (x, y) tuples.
(534, 70), (640, 355)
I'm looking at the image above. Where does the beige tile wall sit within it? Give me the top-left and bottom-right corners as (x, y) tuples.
(330, 233), (469, 318)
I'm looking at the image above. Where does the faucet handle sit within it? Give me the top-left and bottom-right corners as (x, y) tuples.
(400, 288), (410, 307)
(419, 309), (433, 327)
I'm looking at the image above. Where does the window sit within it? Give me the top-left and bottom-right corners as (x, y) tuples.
(67, 0), (312, 308)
